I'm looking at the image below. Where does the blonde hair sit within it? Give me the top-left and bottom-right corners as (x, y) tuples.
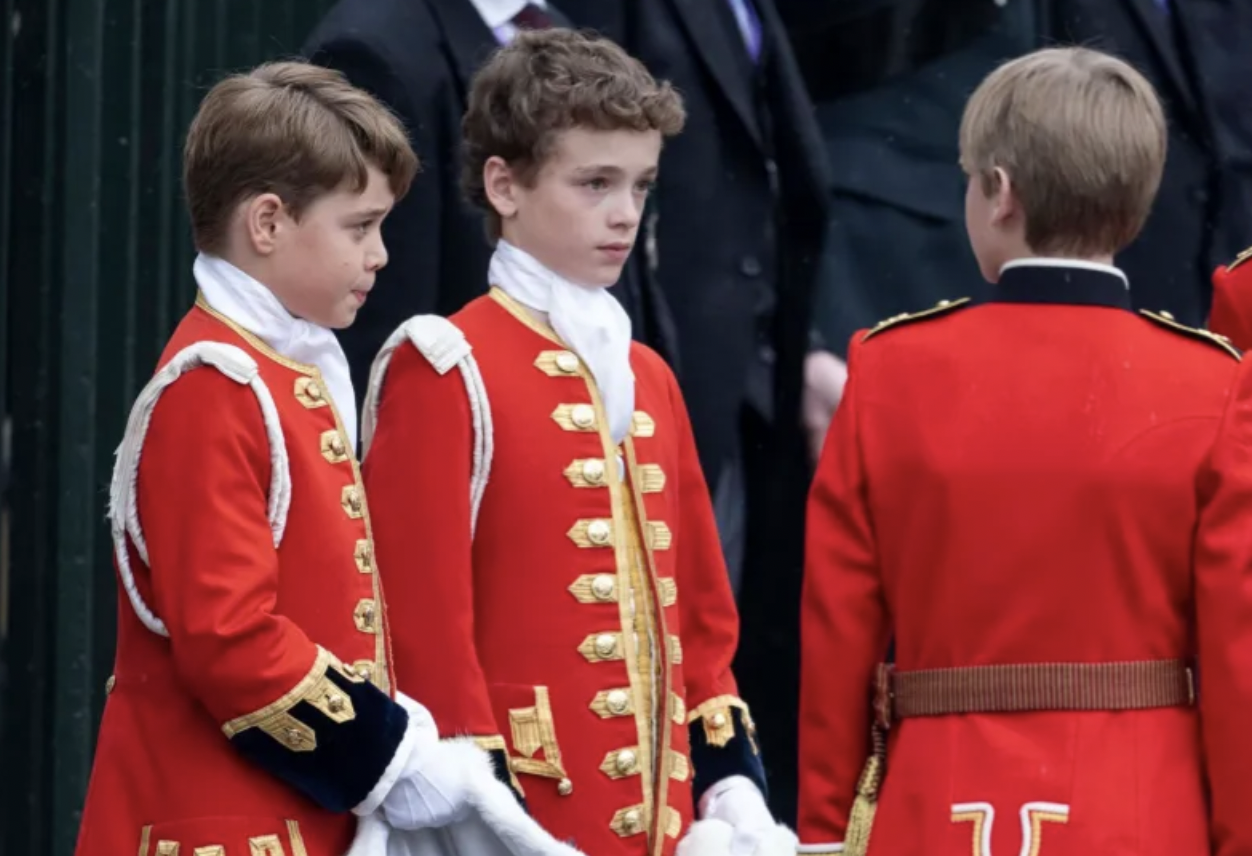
(959, 47), (1167, 256)
(462, 28), (686, 240)
(184, 60), (419, 253)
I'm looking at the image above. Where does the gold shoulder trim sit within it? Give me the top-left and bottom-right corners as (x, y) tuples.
(1226, 245), (1252, 272)
(861, 297), (971, 342)
(1139, 310), (1241, 360)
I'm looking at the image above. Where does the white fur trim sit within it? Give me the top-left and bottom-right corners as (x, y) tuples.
(679, 819), (799, 856)
(353, 692), (441, 817)
(361, 316), (494, 535)
(108, 342), (291, 637)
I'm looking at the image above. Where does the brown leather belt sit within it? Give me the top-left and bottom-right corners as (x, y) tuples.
(873, 659), (1195, 730)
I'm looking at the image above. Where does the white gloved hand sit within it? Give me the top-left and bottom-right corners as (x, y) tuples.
(354, 692), (478, 831)
(699, 776), (798, 856)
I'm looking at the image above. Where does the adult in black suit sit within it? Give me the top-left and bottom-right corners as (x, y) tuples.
(1046, 0), (1252, 326)
(559, 0), (832, 826)
(307, 1), (649, 411)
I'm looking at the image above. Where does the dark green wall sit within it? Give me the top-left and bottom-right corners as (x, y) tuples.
(0, 1), (336, 852)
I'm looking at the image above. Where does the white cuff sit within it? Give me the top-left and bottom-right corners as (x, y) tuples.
(700, 775), (772, 826)
(351, 692), (439, 816)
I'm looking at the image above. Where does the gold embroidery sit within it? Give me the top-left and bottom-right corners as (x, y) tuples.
(194, 848), (225, 856)
(286, 822), (309, 856)
(861, 297), (971, 342)
(341, 484), (364, 519)
(564, 458), (608, 488)
(474, 734), (507, 752)
(552, 403), (598, 432)
(670, 751), (690, 781)
(665, 807), (682, 838)
(1229, 244), (1252, 271)
(249, 835), (285, 856)
(671, 695), (687, 724)
(353, 599), (378, 634)
(591, 687), (635, 718)
(350, 660), (376, 684)
(1140, 309), (1242, 359)
(221, 647), (359, 747)
(658, 578), (677, 607)
(568, 518), (614, 548)
(157, 842), (179, 856)
(507, 686), (571, 789)
(569, 574), (618, 603)
(600, 746), (642, 779)
(138, 826), (152, 856)
(637, 463), (666, 493)
(610, 805), (646, 837)
(687, 695), (752, 748)
(197, 294), (318, 375)
(631, 411), (656, 438)
(354, 540), (373, 574)
(319, 429), (349, 464)
(534, 350), (582, 377)
(106, 674), (116, 695)
(578, 632), (625, 662)
(647, 522), (673, 551)
(293, 376), (329, 409)
(668, 635), (684, 664)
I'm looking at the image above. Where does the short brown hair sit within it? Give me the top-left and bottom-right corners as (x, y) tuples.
(184, 60), (419, 253)
(959, 46), (1167, 256)
(461, 28), (686, 240)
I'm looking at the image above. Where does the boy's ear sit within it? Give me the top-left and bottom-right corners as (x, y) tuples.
(989, 166), (1017, 227)
(242, 192), (285, 256)
(483, 156), (519, 220)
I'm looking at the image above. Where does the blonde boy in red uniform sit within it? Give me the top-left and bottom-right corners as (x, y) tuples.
(75, 61), (512, 856)
(362, 29), (793, 856)
(798, 47), (1252, 856)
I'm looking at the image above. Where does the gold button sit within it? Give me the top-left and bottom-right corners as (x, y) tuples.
(558, 778), (574, 796)
(286, 728), (305, 747)
(937, 299), (951, 307)
(595, 634), (617, 657)
(330, 435), (346, 456)
(615, 749), (637, 774)
(328, 694), (346, 714)
(591, 574), (615, 600)
(607, 690), (630, 714)
(623, 810), (641, 833)
(582, 458), (606, 484)
(555, 352), (580, 373)
(571, 404), (595, 429)
(587, 519), (611, 545)
(1161, 310), (1175, 321)
(348, 489), (362, 512)
(355, 540), (373, 573)
(711, 712), (728, 729)
(305, 381), (323, 401)
(357, 664), (373, 682)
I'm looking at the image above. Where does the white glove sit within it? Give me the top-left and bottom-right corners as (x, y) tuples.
(353, 693), (476, 830)
(697, 776), (798, 856)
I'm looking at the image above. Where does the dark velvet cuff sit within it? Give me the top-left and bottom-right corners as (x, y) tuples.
(689, 703), (769, 804)
(225, 650), (408, 812)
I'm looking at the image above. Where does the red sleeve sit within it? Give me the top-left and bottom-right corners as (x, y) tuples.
(140, 367), (410, 813)
(142, 368), (318, 718)
(1192, 359), (1252, 856)
(797, 336), (890, 847)
(363, 341), (499, 739)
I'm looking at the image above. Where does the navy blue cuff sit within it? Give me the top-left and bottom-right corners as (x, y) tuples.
(690, 705), (768, 804)
(225, 651), (408, 812)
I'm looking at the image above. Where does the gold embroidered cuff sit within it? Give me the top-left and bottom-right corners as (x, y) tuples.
(687, 695), (752, 748)
(221, 647), (359, 745)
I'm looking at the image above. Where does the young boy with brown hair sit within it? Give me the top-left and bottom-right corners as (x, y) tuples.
(362, 28), (794, 856)
(798, 46), (1252, 856)
(74, 60), (523, 856)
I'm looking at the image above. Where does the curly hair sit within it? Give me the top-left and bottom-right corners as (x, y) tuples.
(461, 28), (686, 240)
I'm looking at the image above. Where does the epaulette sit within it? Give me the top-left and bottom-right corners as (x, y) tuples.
(1139, 309), (1242, 360)
(1226, 244), (1252, 272)
(861, 297), (972, 342)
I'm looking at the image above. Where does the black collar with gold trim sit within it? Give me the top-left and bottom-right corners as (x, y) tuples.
(992, 263), (1131, 311)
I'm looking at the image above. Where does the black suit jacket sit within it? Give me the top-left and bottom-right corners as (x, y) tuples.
(1047, 0), (1252, 326)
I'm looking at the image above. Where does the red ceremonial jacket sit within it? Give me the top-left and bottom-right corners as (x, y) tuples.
(1209, 245), (1252, 351)
(798, 262), (1252, 856)
(76, 298), (408, 856)
(362, 290), (766, 856)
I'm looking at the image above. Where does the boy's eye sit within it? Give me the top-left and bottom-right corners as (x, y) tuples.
(585, 178), (609, 191)
(635, 180), (656, 194)
(355, 220), (374, 234)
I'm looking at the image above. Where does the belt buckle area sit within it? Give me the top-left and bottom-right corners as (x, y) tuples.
(873, 663), (895, 731)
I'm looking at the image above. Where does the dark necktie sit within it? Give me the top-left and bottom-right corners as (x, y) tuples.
(513, 3), (555, 30)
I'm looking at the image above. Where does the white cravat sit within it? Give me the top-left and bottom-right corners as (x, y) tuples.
(489, 240), (635, 443)
(193, 253), (359, 451)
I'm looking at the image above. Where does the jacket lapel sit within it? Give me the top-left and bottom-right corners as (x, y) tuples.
(669, 0), (765, 149)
